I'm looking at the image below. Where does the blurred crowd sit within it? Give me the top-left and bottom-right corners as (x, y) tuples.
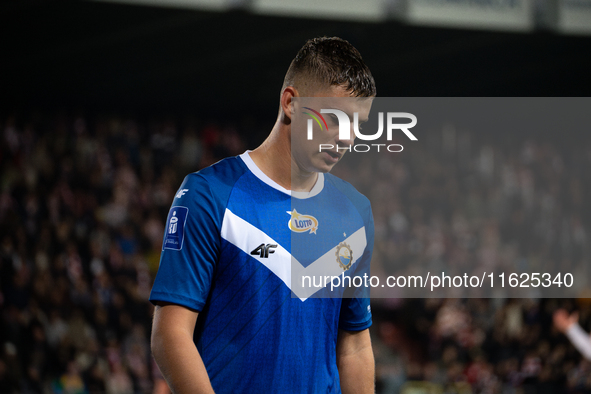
(0, 112), (246, 393)
(371, 298), (591, 394)
(0, 112), (590, 393)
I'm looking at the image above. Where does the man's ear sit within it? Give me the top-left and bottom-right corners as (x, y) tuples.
(280, 86), (298, 122)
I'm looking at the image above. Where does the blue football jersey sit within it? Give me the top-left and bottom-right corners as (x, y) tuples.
(150, 152), (374, 393)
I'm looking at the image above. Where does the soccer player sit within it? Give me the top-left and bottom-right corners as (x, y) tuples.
(150, 37), (376, 394)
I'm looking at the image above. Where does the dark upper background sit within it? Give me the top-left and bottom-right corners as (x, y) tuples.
(2, 0), (590, 123)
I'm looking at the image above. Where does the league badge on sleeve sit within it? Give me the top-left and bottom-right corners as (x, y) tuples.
(163, 206), (189, 251)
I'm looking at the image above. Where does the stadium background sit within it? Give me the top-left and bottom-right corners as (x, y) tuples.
(2, 0), (591, 393)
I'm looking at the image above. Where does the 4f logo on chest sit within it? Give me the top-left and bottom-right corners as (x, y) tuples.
(250, 243), (277, 258)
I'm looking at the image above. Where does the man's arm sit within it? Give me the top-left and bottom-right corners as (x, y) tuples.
(554, 308), (591, 361)
(151, 303), (215, 394)
(336, 328), (375, 394)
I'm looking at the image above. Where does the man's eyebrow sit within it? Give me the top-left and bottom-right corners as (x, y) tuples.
(333, 107), (357, 120)
(327, 107), (367, 123)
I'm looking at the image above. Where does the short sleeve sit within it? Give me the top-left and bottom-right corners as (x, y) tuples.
(339, 204), (374, 331)
(149, 174), (222, 312)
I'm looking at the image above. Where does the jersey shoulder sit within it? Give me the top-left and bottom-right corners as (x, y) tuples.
(173, 156), (249, 226)
(324, 173), (371, 221)
(186, 155), (248, 193)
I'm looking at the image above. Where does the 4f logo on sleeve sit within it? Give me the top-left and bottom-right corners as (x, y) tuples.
(163, 206), (188, 251)
(251, 243), (277, 258)
(175, 189), (189, 199)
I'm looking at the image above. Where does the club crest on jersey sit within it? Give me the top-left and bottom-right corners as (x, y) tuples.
(335, 242), (353, 271)
(286, 209), (318, 234)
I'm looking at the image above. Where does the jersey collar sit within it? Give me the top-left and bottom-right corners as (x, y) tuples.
(239, 151), (324, 199)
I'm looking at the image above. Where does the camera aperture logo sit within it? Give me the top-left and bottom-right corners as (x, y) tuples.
(303, 108), (417, 153)
(302, 107), (328, 136)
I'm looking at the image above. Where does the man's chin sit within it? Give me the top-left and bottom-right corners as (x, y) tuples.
(312, 152), (343, 172)
(313, 159), (337, 173)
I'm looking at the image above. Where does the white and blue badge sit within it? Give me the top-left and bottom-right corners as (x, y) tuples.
(335, 242), (353, 271)
(163, 206), (189, 251)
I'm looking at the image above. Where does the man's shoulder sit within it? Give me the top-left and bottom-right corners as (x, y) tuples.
(185, 155), (249, 190)
(324, 173), (372, 227)
(324, 173), (370, 209)
(176, 155), (249, 211)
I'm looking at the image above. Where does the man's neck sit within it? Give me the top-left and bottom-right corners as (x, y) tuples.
(249, 123), (318, 193)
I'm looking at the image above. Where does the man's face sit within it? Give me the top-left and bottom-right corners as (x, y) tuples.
(291, 85), (373, 174)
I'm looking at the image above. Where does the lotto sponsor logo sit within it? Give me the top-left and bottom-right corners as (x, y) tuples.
(287, 209), (318, 234)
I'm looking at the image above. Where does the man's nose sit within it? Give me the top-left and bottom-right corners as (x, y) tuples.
(334, 123), (355, 147)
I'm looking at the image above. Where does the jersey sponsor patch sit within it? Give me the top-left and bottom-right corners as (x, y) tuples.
(286, 209), (318, 234)
(163, 206), (188, 251)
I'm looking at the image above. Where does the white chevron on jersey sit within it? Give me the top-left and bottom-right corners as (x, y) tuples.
(220, 208), (367, 300)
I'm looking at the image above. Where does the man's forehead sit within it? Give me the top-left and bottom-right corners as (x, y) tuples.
(312, 96), (373, 120)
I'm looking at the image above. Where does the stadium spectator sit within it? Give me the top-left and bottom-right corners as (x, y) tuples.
(554, 309), (591, 361)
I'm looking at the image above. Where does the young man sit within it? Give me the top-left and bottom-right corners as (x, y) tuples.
(150, 37), (376, 394)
